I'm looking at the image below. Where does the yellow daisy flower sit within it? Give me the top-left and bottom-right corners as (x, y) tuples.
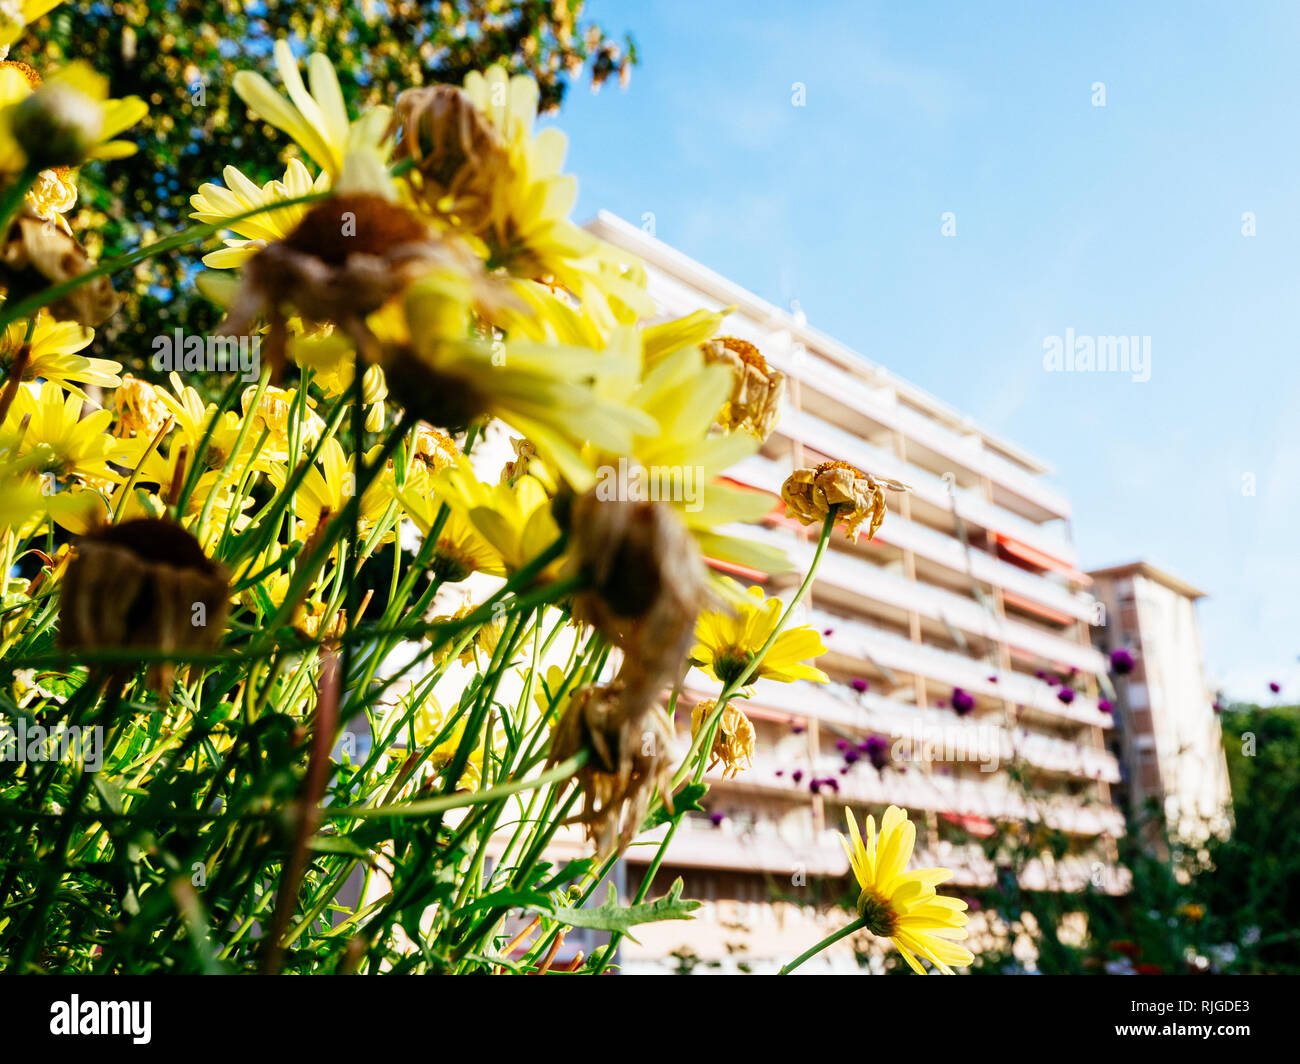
(274, 437), (392, 540)
(2, 59), (146, 168)
(190, 158), (330, 269)
(232, 39), (390, 181)
(589, 329), (789, 577)
(421, 66), (654, 333)
(408, 694), (485, 791)
(380, 270), (656, 490)
(425, 458), (561, 577)
(397, 468), (506, 581)
(840, 806), (975, 974)
(0, 312), (120, 394)
(2, 379), (122, 485)
(0, 60), (75, 225)
(0, 2), (63, 56)
(691, 581), (829, 689)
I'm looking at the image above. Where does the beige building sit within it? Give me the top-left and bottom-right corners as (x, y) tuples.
(586, 212), (1129, 974)
(1088, 562), (1232, 849)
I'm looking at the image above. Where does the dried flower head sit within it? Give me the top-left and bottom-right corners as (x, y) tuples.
(700, 336), (785, 441)
(690, 698), (755, 779)
(389, 84), (509, 231)
(59, 517), (230, 691)
(220, 192), (449, 373)
(501, 436), (537, 486)
(548, 679), (676, 857)
(567, 491), (709, 678)
(781, 460), (910, 542)
(410, 424), (460, 473)
(0, 208), (118, 326)
(112, 374), (169, 439)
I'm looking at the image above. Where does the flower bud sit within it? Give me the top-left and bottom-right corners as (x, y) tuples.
(10, 80), (103, 169)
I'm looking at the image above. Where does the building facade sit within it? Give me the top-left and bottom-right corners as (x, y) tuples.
(1088, 562), (1232, 850)
(586, 212), (1129, 974)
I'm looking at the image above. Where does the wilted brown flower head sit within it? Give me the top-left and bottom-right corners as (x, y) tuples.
(547, 678), (676, 857)
(781, 460), (911, 543)
(59, 517), (230, 691)
(219, 193), (448, 374)
(567, 491), (709, 677)
(389, 84), (509, 232)
(700, 336), (785, 441)
(690, 698), (755, 779)
(0, 208), (118, 326)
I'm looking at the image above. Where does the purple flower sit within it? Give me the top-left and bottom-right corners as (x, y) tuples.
(774, 769), (784, 777)
(1269, 681), (1282, 694)
(1057, 687), (1076, 705)
(823, 627), (835, 637)
(851, 677), (869, 693)
(864, 735), (890, 771)
(988, 675), (999, 684)
(1098, 698), (1114, 714)
(791, 722), (806, 735)
(709, 811), (725, 827)
(1110, 649), (1136, 675)
(844, 749), (860, 765)
(809, 779), (822, 794)
(820, 777), (840, 794)
(840, 766), (851, 775)
(951, 687), (976, 716)
(791, 770), (803, 784)
(835, 738), (849, 751)
(1212, 701), (1223, 714)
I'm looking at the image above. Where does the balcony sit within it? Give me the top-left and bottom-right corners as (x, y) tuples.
(774, 407), (1077, 565)
(730, 454), (1096, 622)
(736, 525), (1106, 676)
(805, 609), (1112, 726)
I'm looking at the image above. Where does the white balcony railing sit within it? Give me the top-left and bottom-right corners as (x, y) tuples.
(735, 525), (1105, 676)
(774, 407), (1077, 565)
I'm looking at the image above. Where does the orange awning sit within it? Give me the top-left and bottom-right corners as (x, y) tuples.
(1002, 589), (1075, 626)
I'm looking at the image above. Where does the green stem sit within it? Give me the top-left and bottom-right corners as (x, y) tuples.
(779, 917), (865, 974)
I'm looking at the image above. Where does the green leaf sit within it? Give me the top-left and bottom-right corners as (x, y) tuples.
(543, 878), (700, 944)
(642, 781), (708, 831)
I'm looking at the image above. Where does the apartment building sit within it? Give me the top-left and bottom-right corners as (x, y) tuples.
(1089, 561), (1232, 850)
(587, 211), (1129, 974)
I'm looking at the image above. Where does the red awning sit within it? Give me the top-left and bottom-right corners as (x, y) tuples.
(996, 534), (1091, 585)
(940, 812), (997, 837)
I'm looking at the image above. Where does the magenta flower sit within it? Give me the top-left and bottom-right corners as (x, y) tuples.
(951, 687), (976, 716)
(1110, 649), (1136, 675)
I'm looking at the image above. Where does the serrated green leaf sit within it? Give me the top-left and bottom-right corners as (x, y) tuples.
(543, 877), (700, 944)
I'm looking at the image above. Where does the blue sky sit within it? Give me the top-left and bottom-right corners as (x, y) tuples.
(550, 0), (1299, 702)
